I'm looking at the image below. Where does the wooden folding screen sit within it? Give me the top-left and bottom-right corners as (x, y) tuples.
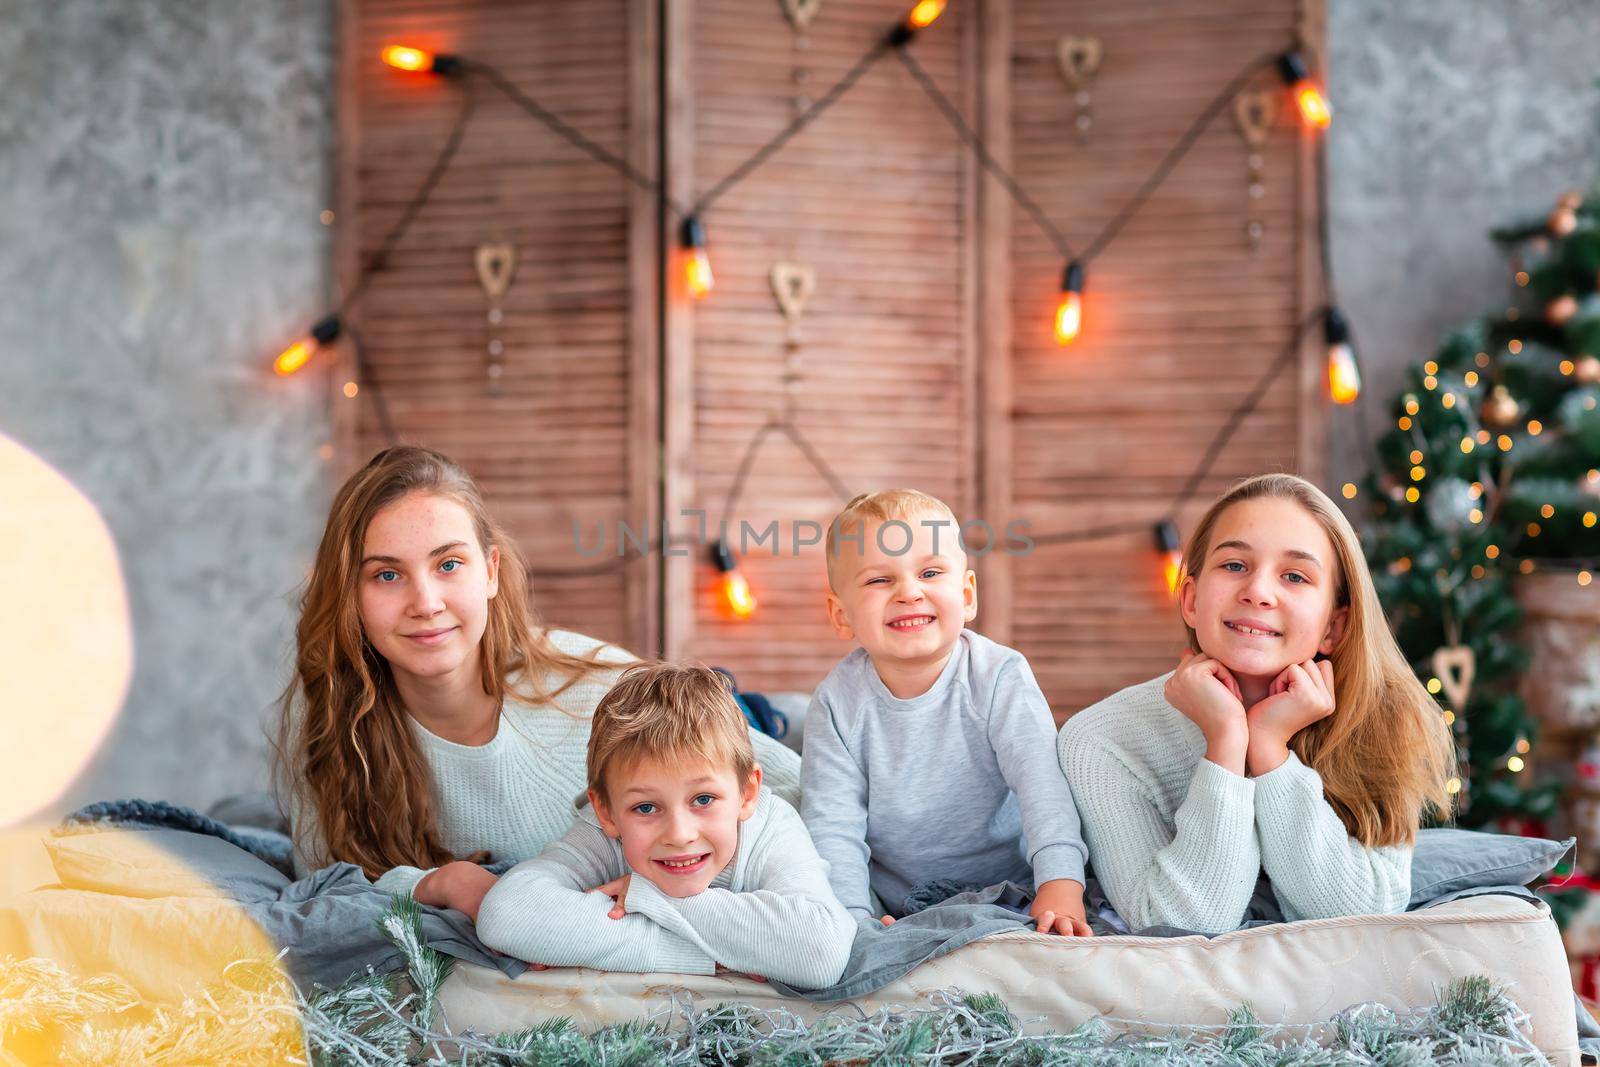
(339, 0), (1325, 717)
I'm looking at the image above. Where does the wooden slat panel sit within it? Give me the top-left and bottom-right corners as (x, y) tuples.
(1007, 0), (1319, 716)
(674, 0), (978, 693)
(341, 0), (650, 656)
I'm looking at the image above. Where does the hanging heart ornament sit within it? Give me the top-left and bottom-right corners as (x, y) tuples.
(1232, 90), (1276, 148)
(475, 243), (517, 301)
(1055, 35), (1102, 91)
(770, 262), (816, 323)
(1431, 645), (1477, 709)
(779, 0), (822, 31)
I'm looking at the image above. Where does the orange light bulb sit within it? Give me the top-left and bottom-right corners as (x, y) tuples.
(1155, 521), (1183, 596)
(681, 215), (713, 300)
(1278, 52), (1332, 129)
(274, 340), (315, 377)
(720, 570), (757, 620)
(382, 45), (433, 72)
(1053, 260), (1085, 346)
(1328, 344), (1361, 404)
(906, 0), (947, 29)
(1294, 83), (1332, 128)
(686, 248), (714, 299)
(271, 314), (341, 378)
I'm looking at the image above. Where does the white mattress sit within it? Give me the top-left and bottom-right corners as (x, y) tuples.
(438, 895), (1578, 1063)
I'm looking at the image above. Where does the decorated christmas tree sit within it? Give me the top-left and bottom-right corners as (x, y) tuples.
(1360, 188), (1600, 832)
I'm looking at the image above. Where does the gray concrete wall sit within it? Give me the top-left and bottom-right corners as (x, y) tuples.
(0, 1), (335, 816)
(1326, 0), (1600, 492)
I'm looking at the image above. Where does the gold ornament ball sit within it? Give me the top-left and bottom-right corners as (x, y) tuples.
(1481, 385), (1521, 427)
(1576, 354), (1600, 384)
(1550, 207), (1579, 237)
(1548, 294), (1579, 324)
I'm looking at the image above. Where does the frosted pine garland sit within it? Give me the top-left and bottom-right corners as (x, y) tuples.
(0, 898), (1553, 1065)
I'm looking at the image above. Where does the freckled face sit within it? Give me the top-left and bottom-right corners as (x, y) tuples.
(356, 492), (499, 690)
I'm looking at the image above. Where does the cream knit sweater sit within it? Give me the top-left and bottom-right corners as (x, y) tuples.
(289, 629), (803, 896)
(1056, 674), (1411, 935)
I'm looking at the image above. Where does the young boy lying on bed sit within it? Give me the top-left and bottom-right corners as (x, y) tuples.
(471, 661), (855, 989)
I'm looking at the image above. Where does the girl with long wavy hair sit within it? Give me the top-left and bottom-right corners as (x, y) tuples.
(1057, 473), (1455, 935)
(274, 446), (799, 917)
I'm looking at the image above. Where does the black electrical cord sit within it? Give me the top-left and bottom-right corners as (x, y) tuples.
(896, 46), (1280, 265)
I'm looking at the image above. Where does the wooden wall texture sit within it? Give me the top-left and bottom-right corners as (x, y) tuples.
(338, 0), (1326, 719)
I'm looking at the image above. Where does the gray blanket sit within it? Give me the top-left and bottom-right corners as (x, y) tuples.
(57, 796), (1599, 1059)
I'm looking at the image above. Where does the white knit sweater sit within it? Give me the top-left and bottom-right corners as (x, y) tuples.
(476, 788), (854, 989)
(288, 629), (803, 896)
(1056, 674), (1411, 935)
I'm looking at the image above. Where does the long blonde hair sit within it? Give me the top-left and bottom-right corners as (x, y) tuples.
(1179, 473), (1455, 847)
(274, 446), (615, 879)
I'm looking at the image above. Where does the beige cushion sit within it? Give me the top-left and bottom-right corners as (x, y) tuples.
(438, 895), (1578, 1063)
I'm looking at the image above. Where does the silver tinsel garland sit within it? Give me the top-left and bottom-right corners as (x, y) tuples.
(291, 898), (1550, 1066)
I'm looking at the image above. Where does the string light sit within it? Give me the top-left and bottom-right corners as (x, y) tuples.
(680, 215), (714, 299)
(1155, 520), (1183, 595)
(1277, 51), (1331, 129)
(1507, 755), (1526, 774)
(1323, 308), (1360, 403)
(1581, 571), (1593, 587)
(905, 0), (947, 29)
(1054, 260), (1085, 345)
(710, 540), (756, 620)
(381, 45), (461, 75)
(1405, 487), (1420, 503)
(1528, 419), (1543, 436)
(1341, 483), (1357, 499)
(273, 314), (342, 376)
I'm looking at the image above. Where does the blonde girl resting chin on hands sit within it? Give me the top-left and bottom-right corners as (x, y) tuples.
(1058, 473), (1455, 935)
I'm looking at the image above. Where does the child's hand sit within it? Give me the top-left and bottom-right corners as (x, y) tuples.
(413, 861), (500, 923)
(593, 873), (631, 919)
(880, 915), (896, 927)
(1029, 878), (1092, 938)
(1245, 658), (1336, 775)
(1164, 651), (1248, 750)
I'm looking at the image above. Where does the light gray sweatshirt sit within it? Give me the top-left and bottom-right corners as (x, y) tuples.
(474, 788), (855, 990)
(800, 629), (1088, 918)
(1057, 673), (1412, 935)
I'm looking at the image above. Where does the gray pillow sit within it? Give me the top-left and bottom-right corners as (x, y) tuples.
(47, 827), (291, 902)
(1409, 827), (1572, 906)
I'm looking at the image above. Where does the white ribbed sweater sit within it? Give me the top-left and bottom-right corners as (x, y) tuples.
(288, 629), (803, 896)
(1056, 674), (1411, 935)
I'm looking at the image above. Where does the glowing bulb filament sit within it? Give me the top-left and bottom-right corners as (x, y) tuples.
(382, 45), (434, 72)
(1054, 260), (1085, 346)
(720, 571), (756, 619)
(686, 248), (714, 300)
(1328, 343), (1361, 403)
(1294, 83), (1332, 128)
(906, 0), (947, 28)
(274, 340), (315, 377)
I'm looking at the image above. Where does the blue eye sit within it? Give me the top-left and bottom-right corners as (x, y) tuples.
(440, 559), (461, 573)
(691, 794), (715, 808)
(1286, 572), (1309, 584)
(920, 569), (941, 579)
(375, 569), (400, 583)
(632, 802), (656, 815)
(1221, 561), (1245, 572)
